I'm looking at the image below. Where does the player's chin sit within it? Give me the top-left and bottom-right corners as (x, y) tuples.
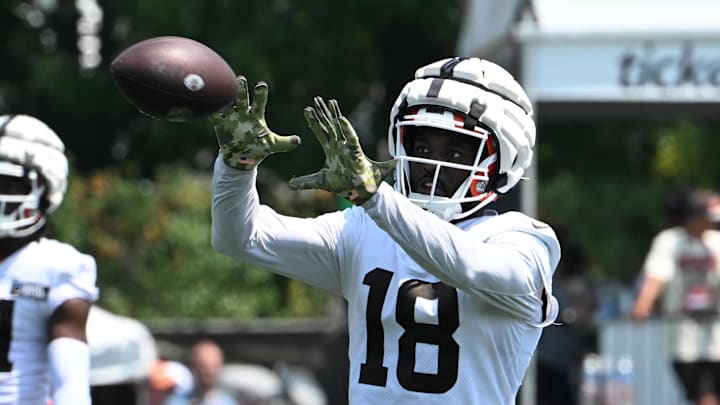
(414, 183), (449, 197)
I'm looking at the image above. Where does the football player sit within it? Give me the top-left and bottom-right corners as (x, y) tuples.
(0, 115), (98, 405)
(210, 57), (560, 403)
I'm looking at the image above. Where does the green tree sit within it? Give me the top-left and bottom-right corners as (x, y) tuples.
(49, 165), (341, 318)
(2, 0), (462, 176)
(537, 120), (720, 282)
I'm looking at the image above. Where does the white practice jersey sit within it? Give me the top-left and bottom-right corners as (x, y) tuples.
(0, 238), (98, 405)
(212, 158), (560, 405)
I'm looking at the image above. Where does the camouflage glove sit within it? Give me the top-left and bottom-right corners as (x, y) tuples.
(210, 76), (301, 170)
(288, 97), (396, 205)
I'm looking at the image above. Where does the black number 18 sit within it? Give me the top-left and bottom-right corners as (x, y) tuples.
(359, 268), (459, 393)
(0, 300), (15, 372)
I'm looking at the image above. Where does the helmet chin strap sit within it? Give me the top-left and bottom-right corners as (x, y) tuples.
(407, 176), (497, 222)
(407, 192), (462, 221)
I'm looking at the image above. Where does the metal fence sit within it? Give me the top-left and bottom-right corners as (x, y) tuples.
(597, 319), (687, 405)
(145, 316), (695, 405)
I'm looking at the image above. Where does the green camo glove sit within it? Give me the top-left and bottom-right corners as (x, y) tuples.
(288, 97), (396, 205)
(210, 76), (301, 170)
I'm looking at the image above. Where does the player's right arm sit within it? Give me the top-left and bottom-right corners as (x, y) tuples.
(632, 229), (675, 320)
(211, 159), (346, 293)
(632, 276), (665, 320)
(45, 244), (98, 405)
(210, 78), (344, 293)
(47, 298), (92, 405)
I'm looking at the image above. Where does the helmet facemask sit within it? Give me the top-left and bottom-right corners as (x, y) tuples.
(0, 161), (47, 238)
(393, 107), (499, 221)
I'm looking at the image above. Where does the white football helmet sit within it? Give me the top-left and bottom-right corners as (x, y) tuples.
(0, 115), (68, 238)
(388, 57), (536, 221)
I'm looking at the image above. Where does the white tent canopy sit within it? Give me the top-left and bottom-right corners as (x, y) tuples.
(87, 306), (157, 386)
(517, 0), (720, 36)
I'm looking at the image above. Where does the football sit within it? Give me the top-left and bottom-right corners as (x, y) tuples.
(110, 36), (239, 121)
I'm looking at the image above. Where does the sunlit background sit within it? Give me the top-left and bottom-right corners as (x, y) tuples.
(3, 0), (720, 404)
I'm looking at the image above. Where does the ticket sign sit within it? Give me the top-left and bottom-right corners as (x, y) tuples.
(521, 40), (720, 102)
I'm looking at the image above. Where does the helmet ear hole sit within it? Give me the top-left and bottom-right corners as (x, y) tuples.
(23, 168), (49, 214)
(469, 179), (487, 196)
(488, 173), (508, 194)
(38, 186), (50, 213)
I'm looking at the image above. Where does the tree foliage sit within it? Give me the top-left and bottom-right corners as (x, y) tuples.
(2, 0), (462, 176)
(49, 165), (342, 319)
(537, 120), (720, 282)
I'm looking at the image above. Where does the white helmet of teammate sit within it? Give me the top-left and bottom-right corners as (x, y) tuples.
(388, 57), (536, 221)
(0, 115), (68, 238)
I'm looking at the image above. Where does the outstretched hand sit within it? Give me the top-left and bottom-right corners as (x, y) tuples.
(289, 97), (395, 205)
(210, 76), (301, 170)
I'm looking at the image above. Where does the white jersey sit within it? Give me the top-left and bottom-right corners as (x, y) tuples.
(212, 158), (560, 404)
(0, 238), (98, 405)
(642, 226), (720, 361)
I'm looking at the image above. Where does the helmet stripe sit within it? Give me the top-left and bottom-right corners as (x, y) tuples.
(463, 101), (487, 130)
(439, 57), (468, 77)
(0, 115), (16, 138)
(427, 78), (444, 98)
(423, 75), (529, 114)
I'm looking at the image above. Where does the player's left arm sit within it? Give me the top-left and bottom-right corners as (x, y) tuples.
(365, 187), (560, 323)
(47, 298), (93, 405)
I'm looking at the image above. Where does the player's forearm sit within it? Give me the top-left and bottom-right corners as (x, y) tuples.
(48, 337), (91, 405)
(211, 154), (262, 255)
(632, 276), (664, 320)
(211, 155), (343, 292)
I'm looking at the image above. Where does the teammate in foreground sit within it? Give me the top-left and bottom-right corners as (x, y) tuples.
(210, 57), (560, 403)
(0, 115), (98, 404)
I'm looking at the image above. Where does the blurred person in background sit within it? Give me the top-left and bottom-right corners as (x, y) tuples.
(632, 188), (720, 405)
(210, 57), (560, 404)
(0, 115), (98, 404)
(166, 339), (237, 405)
(147, 359), (193, 405)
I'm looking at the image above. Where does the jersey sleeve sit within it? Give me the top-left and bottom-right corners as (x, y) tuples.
(211, 155), (345, 294)
(47, 249), (99, 314)
(364, 182), (560, 325)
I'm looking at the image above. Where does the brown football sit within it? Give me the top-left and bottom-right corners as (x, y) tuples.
(110, 36), (238, 121)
